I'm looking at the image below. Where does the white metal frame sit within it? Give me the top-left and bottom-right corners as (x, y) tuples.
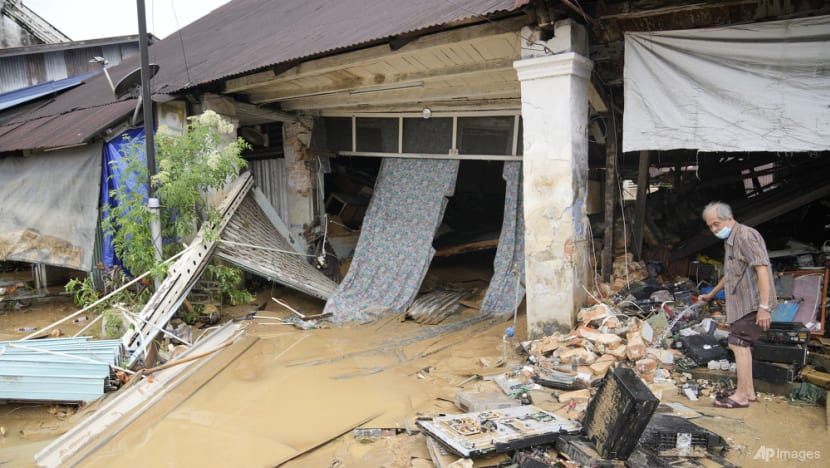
(322, 111), (523, 161)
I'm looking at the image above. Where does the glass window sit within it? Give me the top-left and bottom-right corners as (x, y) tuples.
(323, 117), (352, 152)
(356, 117), (399, 153)
(457, 116), (515, 155)
(402, 117), (452, 154)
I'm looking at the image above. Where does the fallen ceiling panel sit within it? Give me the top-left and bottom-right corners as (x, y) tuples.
(215, 187), (338, 301)
(122, 174), (253, 367)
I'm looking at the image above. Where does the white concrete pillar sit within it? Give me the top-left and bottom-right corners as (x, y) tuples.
(514, 49), (593, 338)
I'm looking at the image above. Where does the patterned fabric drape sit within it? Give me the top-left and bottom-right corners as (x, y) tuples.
(480, 161), (525, 317)
(325, 158), (459, 323)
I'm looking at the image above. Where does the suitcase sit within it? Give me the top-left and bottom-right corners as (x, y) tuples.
(583, 367), (659, 460)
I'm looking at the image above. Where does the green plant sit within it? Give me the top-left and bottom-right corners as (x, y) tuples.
(102, 308), (126, 338)
(104, 110), (250, 277)
(65, 276), (99, 309)
(203, 263), (254, 306)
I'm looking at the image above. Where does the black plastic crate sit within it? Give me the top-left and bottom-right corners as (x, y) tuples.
(583, 367), (659, 460)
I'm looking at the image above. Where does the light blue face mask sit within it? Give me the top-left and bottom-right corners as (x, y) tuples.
(715, 225), (732, 240)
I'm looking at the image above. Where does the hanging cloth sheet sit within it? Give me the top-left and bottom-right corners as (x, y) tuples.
(0, 143), (102, 270)
(623, 15), (830, 152)
(325, 158), (459, 323)
(481, 161), (525, 317)
(100, 128), (146, 271)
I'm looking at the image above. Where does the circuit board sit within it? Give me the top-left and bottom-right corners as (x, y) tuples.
(417, 405), (581, 457)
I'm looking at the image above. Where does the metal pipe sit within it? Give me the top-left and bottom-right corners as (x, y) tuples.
(136, 0), (163, 272)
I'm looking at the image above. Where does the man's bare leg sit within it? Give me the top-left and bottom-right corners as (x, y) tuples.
(729, 343), (753, 405)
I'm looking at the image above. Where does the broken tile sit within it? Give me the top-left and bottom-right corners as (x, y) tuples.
(558, 389), (590, 403)
(590, 355), (617, 376)
(626, 332), (646, 361)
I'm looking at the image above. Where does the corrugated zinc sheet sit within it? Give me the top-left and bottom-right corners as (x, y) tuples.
(0, 55), (28, 93)
(0, 337), (124, 402)
(0, 99), (135, 152)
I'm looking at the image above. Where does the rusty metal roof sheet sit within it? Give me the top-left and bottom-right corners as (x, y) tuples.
(0, 100), (135, 153)
(0, 0), (518, 152)
(151, 0), (519, 92)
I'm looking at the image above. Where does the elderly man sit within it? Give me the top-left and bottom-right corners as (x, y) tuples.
(699, 201), (777, 408)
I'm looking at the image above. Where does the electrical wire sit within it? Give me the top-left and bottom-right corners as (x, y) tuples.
(218, 239), (312, 257)
(170, 0), (192, 85)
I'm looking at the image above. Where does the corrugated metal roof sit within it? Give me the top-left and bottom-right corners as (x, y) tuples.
(0, 99), (135, 152)
(0, 71), (97, 111)
(0, 337), (124, 402)
(0, 0), (518, 152)
(150, 0), (518, 92)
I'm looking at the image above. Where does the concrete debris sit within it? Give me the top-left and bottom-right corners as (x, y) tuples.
(416, 277), (754, 465)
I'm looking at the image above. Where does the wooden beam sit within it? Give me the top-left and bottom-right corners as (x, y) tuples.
(233, 101), (296, 123)
(588, 81), (608, 114)
(245, 58), (517, 104)
(631, 150), (650, 260)
(276, 80), (520, 111)
(670, 180), (830, 261)
(602, 116), (618, 281)
(223, 16), (527, 94)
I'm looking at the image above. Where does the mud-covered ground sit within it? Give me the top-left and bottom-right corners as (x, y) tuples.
(1, 278), (828, 467)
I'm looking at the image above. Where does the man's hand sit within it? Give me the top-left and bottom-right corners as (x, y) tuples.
(756, 309), (772, 331)
(699, 292), (713, 303)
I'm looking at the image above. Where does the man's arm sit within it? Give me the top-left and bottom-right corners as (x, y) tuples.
(700, 277), (726, 302)
(755, 265), (772, 330)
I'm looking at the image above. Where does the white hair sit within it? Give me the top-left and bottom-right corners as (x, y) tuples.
(702, 201), (733, 220)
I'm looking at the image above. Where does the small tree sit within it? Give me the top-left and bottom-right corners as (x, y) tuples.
(104, 110), (250, 291)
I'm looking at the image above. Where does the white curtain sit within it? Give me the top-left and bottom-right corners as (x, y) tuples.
(623, 15), (830, 152)
(0, 143), (102, 270)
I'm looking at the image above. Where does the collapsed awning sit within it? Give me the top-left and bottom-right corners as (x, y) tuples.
(623, 15), (830, 153)
(0, 143), (103, 270)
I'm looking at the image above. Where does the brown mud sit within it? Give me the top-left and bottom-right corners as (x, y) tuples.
(1, 286), (827, 467)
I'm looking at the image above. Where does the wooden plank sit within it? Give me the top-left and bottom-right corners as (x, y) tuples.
(245, 57), (517, 103)
(434, 238), (499, 257)
(223, 17), (527, 93)
(602, 116), (617, 281)
(631, 150), (650, 260)
(273, 413), (382, 466)
(233, 101), (296, 123)
(669, 180), (830, 260)
(277, 79), (519, 111)
(35, 323), (248, 467)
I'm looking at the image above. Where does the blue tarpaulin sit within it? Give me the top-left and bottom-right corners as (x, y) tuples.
(100, 128), (146, 271)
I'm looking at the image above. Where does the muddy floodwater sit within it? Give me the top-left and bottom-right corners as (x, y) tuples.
(1, 289), (828, 467)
